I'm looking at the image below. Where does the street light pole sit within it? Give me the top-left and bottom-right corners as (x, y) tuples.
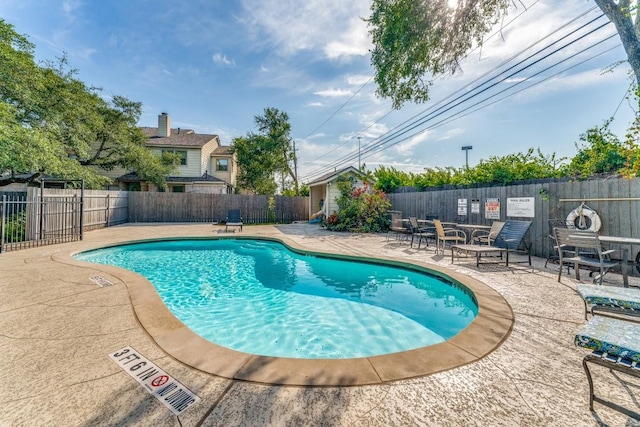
(461, 145), (473, 169)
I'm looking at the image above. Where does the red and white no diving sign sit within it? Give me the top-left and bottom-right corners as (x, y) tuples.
(151, 375), (170, 387)
(109, 346), (200, 415)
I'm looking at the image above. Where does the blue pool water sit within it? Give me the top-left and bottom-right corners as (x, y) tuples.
(75, 239), (478, 359)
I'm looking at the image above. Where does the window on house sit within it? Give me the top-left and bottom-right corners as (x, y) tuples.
(127, 182), (141, 191)
(162, 150), (187, 166)
(170, 185), (185, 193)
(216, 159), (229, 171)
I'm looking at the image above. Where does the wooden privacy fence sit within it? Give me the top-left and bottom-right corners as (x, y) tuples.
(128, 192), (309, 224)
(387, 177), (640, 267)
(41, 188), (129, 230)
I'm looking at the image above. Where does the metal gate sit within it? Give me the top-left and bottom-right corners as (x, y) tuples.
(1, 188), (83, 253)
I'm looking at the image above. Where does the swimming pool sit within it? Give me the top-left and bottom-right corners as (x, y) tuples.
(75, 238), (478, 359)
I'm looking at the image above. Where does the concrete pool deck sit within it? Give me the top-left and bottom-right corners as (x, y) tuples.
(1, 223), (639, 426)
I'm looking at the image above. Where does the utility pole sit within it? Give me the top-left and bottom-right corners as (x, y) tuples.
(357, 136), (362, 170)
(461, 145), (473, 169)
(292, 139), (299, 196)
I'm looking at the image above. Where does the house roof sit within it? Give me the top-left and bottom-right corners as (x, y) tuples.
(213, 146), (233, 155)
(141, 127), (218, 148)
(0, 172), (41, 187)
(306, 166), (363, 186)
(116, 172), (228, 185)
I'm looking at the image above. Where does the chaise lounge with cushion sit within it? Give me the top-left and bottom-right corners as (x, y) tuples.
(576, 284), (640, 320)
(574, 315), (640, 420)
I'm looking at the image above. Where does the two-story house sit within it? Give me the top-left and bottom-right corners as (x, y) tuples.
(113, 113), (237, 193)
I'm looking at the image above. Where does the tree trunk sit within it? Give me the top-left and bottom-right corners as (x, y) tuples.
(593, 0), (640, 87)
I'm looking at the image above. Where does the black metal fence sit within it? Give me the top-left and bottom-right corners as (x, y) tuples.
(0, 188), (310, 253)
(1, 190), (83, 253)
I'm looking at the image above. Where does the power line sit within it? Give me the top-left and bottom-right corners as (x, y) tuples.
(302, 7), (608, 180)
(418, 44), (622, 132)
(300, 7), (615, 182)
(326, 36), (620, 170)
(358, 40), (622, 163)
(611, 81), (635, 118)
(299, 0), (546, 166)
(302, 75), (373, 139)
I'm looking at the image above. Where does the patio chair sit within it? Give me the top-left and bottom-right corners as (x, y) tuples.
(471, 221), (504, 245)
(450, 220), (532, 267)
(408, 217), (435, 249)
(545, 219), (575, 269)
(576, 284), (640, 320)
(225, 209), (243, 232)
(387, 211), (411, 243)
(574, 316), (640, 420)
(433, 219), (466, 255)
(554, 228), (628, 286)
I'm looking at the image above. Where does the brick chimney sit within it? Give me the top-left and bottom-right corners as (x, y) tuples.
(158, 112), (171, 137)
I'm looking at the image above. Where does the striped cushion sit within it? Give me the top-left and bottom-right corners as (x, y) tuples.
(576, 284), (640, 311)
(575, 316), (640, 362)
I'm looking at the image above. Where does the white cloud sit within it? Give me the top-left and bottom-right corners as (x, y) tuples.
(251, 65), (317, 94)
(361, 122), (390, 140)
(212, 53), (235, 67)
(346, 74), (372, 85)
(62, 0), (81, 20)
(240, 0), (371, 60)
(324, 16), (371, 59)
(73, 47), (97, 61)
(307, 102), (324, 107)
(437, 127), (465, 141)
(509, 65), (630, 102)
(395, 130), (430, 154)
(314, 88), (353, 98)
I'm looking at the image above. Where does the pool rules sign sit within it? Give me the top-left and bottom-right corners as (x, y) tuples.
(109, 346), (200, 415)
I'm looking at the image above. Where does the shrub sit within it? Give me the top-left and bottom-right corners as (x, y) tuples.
(3, 211), (26, 243)
(325, 175), (391, 233)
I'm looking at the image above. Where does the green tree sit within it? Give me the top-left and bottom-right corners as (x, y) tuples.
(255, 107), (299, 194)
(374, 148), (568, 191)
(372, 165), (414, 192)
(621, 93), (640, 177)
(231, 134), (278, 194)
(413, 166), (458, 188)
(461, 148), (567, 185)
(0, 20), (177, 189)
(367, 1), (640, 108)
(232, 108), (297, 195)
(282, 184), (309, 197)
(567, 120), (628, 176)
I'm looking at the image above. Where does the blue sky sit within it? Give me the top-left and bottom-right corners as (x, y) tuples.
(1, 0), (636, 183)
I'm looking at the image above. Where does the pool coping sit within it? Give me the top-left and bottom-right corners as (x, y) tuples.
(54, 235), (515, 386)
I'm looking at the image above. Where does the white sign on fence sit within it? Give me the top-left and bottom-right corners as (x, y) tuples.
(457, 198), (467, 216)
(471, 199), (480, 214)
(507, 197), (535, 217)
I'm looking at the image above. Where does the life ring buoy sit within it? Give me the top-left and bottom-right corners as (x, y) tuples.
(566, 206), (602, 232)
